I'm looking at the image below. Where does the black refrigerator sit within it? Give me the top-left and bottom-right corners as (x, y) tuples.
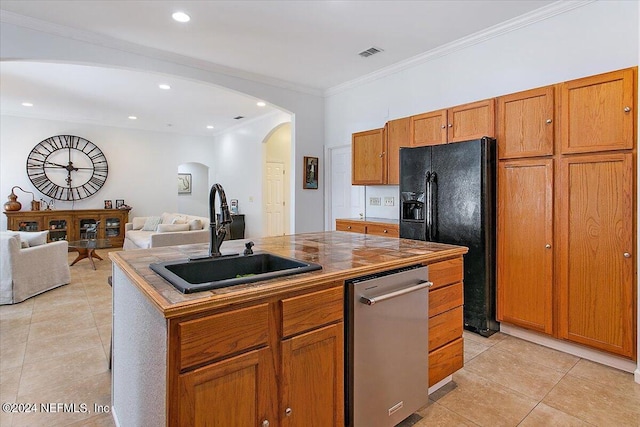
(399, 137), (498, 336)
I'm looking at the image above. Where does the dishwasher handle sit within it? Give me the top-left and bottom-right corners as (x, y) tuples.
(359, 280), (433, 306)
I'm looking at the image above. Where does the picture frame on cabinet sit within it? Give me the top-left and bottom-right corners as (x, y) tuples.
(104, 200), (112, 209)
(178, 173), (192, 194)
(303, 156), (318, 189)
(116, 199), (125, 209)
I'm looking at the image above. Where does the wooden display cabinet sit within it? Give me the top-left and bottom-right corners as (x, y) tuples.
(4, 208), (130, 247)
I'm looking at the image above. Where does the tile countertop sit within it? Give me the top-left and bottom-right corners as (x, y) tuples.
(109, 231), (467, 318)
(336, 217), (399, 225)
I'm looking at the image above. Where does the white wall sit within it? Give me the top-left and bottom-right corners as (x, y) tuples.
(177, 162), (209, 218)
(325, 0), (639, 222)
(211, 111), (292, 238)
(0, 115), (215, 230)
(325, 0), (639, 381)
(0, 19), (325, 233)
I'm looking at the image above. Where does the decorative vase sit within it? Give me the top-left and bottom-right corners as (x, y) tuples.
(3, 192), (21, 211)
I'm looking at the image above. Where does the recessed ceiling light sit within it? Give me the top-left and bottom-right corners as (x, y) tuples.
(158, 84), (171, 90)
(128, 116), (137, 120)
(206, 125), (214, 129)
(22, 102), (33, 107)
(256, 101), (266, 107)
(172, 11), (190, 23)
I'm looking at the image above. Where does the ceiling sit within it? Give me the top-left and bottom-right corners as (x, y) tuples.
(0, 0), (556, 137)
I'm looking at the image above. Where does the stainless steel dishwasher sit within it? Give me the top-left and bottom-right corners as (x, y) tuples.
(345, 265), (431, 427)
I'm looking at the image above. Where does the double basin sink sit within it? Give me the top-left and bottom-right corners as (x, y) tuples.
(150, 252), (323, 294)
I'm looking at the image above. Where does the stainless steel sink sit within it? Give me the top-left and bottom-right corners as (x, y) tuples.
(149, 252), (323, 294)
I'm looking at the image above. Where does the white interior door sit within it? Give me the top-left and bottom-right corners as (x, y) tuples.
(265, 162), (285, 236)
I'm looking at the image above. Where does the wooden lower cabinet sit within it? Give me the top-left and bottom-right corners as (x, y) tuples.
(497, 159), (554, 334)
(177, 347), (275, 426)
(427, 257), (464, 386)
(170, 284), (344, 427)
(335, 219), (399, 237)
(558, 153), (635, 359)
(281, 323), (344, 427)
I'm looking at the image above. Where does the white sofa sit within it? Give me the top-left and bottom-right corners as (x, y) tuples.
(0, 231), (71, 305)
(123, 212), (210, 250)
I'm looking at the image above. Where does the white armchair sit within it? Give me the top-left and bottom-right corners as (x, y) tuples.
(0, 231), (71, 305)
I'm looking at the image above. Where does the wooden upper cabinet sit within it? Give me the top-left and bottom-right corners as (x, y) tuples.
(410, 109), (447, 147)
(497, 159), (554, 334)
(498, 86), (555, 159)
(352, 128), (387, 185)
(448, 99), (495, 143)
(557, 153), (635, 359)
(386, 117), (410, 185)
(560, 68), (636, 154)
(410, 100), (495, 147)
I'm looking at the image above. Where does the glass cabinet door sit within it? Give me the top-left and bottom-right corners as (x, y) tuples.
(18, 221), (40, 232)
(105, 217), (121, 238)
(48, 219), (68, 241)
(79, 218), (99, 239)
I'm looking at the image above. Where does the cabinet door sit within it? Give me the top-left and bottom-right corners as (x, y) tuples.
(448, 99), (495, 143)
(497, 159), (554, 334)
(386, 117), (410, 185)
(177, 347), (276, 427)
(410, 109), (447, 147)
(46, 215), (74, 242)
(557, 153), (635, 358)
(560, 68), (635, 154)
(281, 323), (344, 427)
(352, 128), (386, 185)
(498, 86), (555, 159)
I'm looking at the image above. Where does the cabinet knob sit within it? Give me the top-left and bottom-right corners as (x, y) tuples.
(624, 106), (631, 113)
(448, 123), (452, 128)
(285, 408), (292, 416)
(347, 226), (351, 229)
(383, 229), (388, 233)
(623, 252), (631, 258)
(546, 119), (552, 124)
(545, 244), (551, 249)
(441, 125), (446, 129)
(262, 420), (270, 427)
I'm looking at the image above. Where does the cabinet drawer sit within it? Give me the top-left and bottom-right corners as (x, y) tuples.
(366, 223), (399, 237)
(429, 337), (464, 387)
(336, 221), (366, 234)
(429, 306), (463, 351)
(178, 304), (269, 370)
(429, 282), (463, 318)
(429, 258), (463, 290)
(282, 286), (343, 338)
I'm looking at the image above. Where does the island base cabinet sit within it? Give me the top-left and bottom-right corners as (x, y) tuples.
(177, 347), (276, 427)
(281, 323), (344, 427)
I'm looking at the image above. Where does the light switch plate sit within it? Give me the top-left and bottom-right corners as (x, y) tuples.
(369, 197), (381, 206)
(384, 197), (394, 206)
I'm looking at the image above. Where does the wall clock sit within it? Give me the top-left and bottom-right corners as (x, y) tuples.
(26, 135), (108, 201)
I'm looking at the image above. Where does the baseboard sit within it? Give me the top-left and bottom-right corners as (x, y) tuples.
(428, 375), (452, 394)
(635, 368), (640, 384)
(500, 324), (637, 374)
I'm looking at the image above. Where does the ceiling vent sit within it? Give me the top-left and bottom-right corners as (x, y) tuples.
(233, 116), (244, 120)
(358, 46), (384, 58)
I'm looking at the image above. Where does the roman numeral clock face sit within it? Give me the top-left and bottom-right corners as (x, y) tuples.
(26, 135), (108, 201)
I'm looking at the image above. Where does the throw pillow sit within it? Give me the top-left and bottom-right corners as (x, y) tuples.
(141, 216), (162, 231)
(21, 240), (30, 249)
(171, 216), (187, 225)
(17, 230), (49, 247)
(188, 219), (203, 230)
(157, 224), (190, 233)
(132, 217), (147, 230)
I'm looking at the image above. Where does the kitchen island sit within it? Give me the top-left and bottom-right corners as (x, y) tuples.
(109, 231), (467, 426)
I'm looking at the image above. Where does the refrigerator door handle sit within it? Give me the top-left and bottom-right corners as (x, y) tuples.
(429, 172), (437, 241)
(425, 171), (431, 241)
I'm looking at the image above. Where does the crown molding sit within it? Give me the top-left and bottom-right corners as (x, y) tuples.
(0, 10), (324, 98)
(325, 0), (596, 97)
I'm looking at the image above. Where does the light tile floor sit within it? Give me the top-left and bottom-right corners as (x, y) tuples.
(1, 249), (639, 426)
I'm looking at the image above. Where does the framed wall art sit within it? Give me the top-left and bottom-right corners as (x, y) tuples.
(178, 173), (192, 194)
(303, 156), (318, 189)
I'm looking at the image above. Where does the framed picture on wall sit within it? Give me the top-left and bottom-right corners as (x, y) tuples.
(178, 173), (192, 194)
(303, 156), (318, 189)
